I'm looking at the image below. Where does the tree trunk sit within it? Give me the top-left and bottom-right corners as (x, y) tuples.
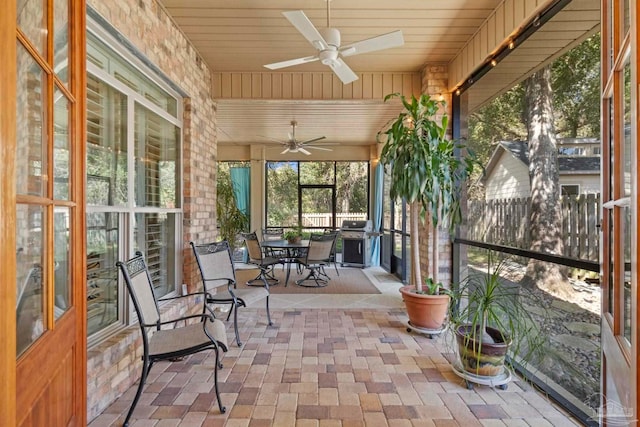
(410, 201), (425, 291)
(523, 66), (572, 297)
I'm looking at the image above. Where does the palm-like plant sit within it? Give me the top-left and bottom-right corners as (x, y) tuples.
(450, 252), (548, 376)
(379, 93), (476, 292)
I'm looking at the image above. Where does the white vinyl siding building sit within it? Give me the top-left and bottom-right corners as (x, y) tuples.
(483, 140), (601, 201)
(484, 149), (531, 200)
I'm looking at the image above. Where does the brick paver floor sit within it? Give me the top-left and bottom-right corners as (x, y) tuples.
(89, 308), (580, 426)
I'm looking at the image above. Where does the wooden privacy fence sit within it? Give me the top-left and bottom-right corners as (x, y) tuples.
(301, 213), (367, 227)
(467, 194), (600, 262)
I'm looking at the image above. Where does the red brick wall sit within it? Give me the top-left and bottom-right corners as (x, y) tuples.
(85, 0), (218, 419)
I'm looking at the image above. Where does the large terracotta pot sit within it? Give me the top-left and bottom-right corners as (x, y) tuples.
(455, 325), (511, 377)
(399, 285), (450, 330)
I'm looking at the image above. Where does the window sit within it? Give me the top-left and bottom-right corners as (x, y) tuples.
(266, 161), (369, 230)
(558, 146), (585, 156)
(85, 31), (183, 342)
(561, 184), (580, 195)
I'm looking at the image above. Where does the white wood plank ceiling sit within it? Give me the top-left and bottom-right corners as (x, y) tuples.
(158, 0), (600, 150)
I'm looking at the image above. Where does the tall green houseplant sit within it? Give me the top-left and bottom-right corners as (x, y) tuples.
(217, 168), (249, 252)
(379, 93), (475, 292)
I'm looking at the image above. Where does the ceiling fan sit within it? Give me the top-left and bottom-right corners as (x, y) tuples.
(268, 120), (333, 155)
(264, 1), (404, 84)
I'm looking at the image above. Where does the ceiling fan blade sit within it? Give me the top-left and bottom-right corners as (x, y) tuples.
(281, 147), (290, 154)
(264, 55), (319, 70)
(329, 58), (358, 84)
(307, 146), (333, 151)
(298, 147), (312, 155)
(282, 10), (329, 50)
(298, 136), (326, 145)
(340, 30), (404, 57)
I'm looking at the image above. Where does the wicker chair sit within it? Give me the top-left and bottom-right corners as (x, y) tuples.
(116, 251), (228, 427)
(191, 240), (272, 347)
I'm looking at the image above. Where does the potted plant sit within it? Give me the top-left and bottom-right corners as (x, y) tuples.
(378, 93), (476, 331)
(283, 226), (303, 244)
(449, 252), (547, 382)
(401, 277), (451, 330)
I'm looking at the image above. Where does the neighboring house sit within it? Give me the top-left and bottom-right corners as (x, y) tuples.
(483, 139), (601, 200)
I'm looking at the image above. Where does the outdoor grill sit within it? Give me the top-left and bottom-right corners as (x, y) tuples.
(340, 220), (373, 268)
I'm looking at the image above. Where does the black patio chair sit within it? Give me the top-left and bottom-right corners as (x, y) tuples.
(323, 229), (340, 276)
(241, 231), (284, 286)
(191, 240), (272, 347)
(294, 233), (337, 287)
(116, 251), (228, 427)
(262, 227), (287, 266)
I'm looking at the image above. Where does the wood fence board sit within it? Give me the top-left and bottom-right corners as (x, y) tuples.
(467, 194), (600, 262)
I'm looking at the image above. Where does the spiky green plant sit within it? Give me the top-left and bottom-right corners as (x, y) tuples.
(450, 252), (548, 372)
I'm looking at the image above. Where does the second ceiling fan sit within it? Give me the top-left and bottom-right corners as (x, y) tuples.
(272, 120), (333, 155)
(264, 1), (404, 84)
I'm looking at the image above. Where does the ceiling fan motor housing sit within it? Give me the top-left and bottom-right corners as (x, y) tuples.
(320, 27), (341, 48)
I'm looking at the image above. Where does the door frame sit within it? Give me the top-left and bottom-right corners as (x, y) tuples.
(5, 1), (88, 425)
(1, 1), (18, 424)
(600, 0), (638, 424)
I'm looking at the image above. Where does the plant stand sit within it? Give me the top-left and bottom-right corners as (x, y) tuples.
(451, 362), (512, 390)
(405, 320), (447, 339)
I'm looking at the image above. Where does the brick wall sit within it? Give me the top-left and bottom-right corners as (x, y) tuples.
(86, 297), (202, 419)
(85, 0), (218, 420)
(420, 64), (453, 287)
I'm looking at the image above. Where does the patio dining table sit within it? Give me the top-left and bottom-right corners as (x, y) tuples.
(261, 239), (309, 286)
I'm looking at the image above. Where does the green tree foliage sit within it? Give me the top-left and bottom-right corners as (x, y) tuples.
(470, 33), (600, 150)
(266, 161), (369, 228)
(336, 162), (368, 213)
(266, 162), (299, 226)
(551, 33), (601, 138)
(468, 85), (527, 165)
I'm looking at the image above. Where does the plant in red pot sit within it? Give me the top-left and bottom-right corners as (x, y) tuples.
(400, 278), (451, 330)
(378, 93), (476, 333)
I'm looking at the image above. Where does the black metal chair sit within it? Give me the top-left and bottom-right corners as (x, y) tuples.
(294, 233), (337, 287)
(191, 240), (272, 347)
(262, 227), (287, 266)
(116, 251), (228, 427)
(323, 229), (340, 276)
(241, 231), (284, 286)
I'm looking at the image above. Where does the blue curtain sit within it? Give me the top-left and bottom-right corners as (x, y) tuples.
(370, 163), (384, 266)
(230, 167), (250, 216)
(230, 166), (250, 262)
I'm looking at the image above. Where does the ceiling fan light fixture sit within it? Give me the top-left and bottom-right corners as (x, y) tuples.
(319, 49), (339, 66)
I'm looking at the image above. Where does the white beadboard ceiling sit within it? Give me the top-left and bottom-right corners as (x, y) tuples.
(158, 0), (600, 150)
